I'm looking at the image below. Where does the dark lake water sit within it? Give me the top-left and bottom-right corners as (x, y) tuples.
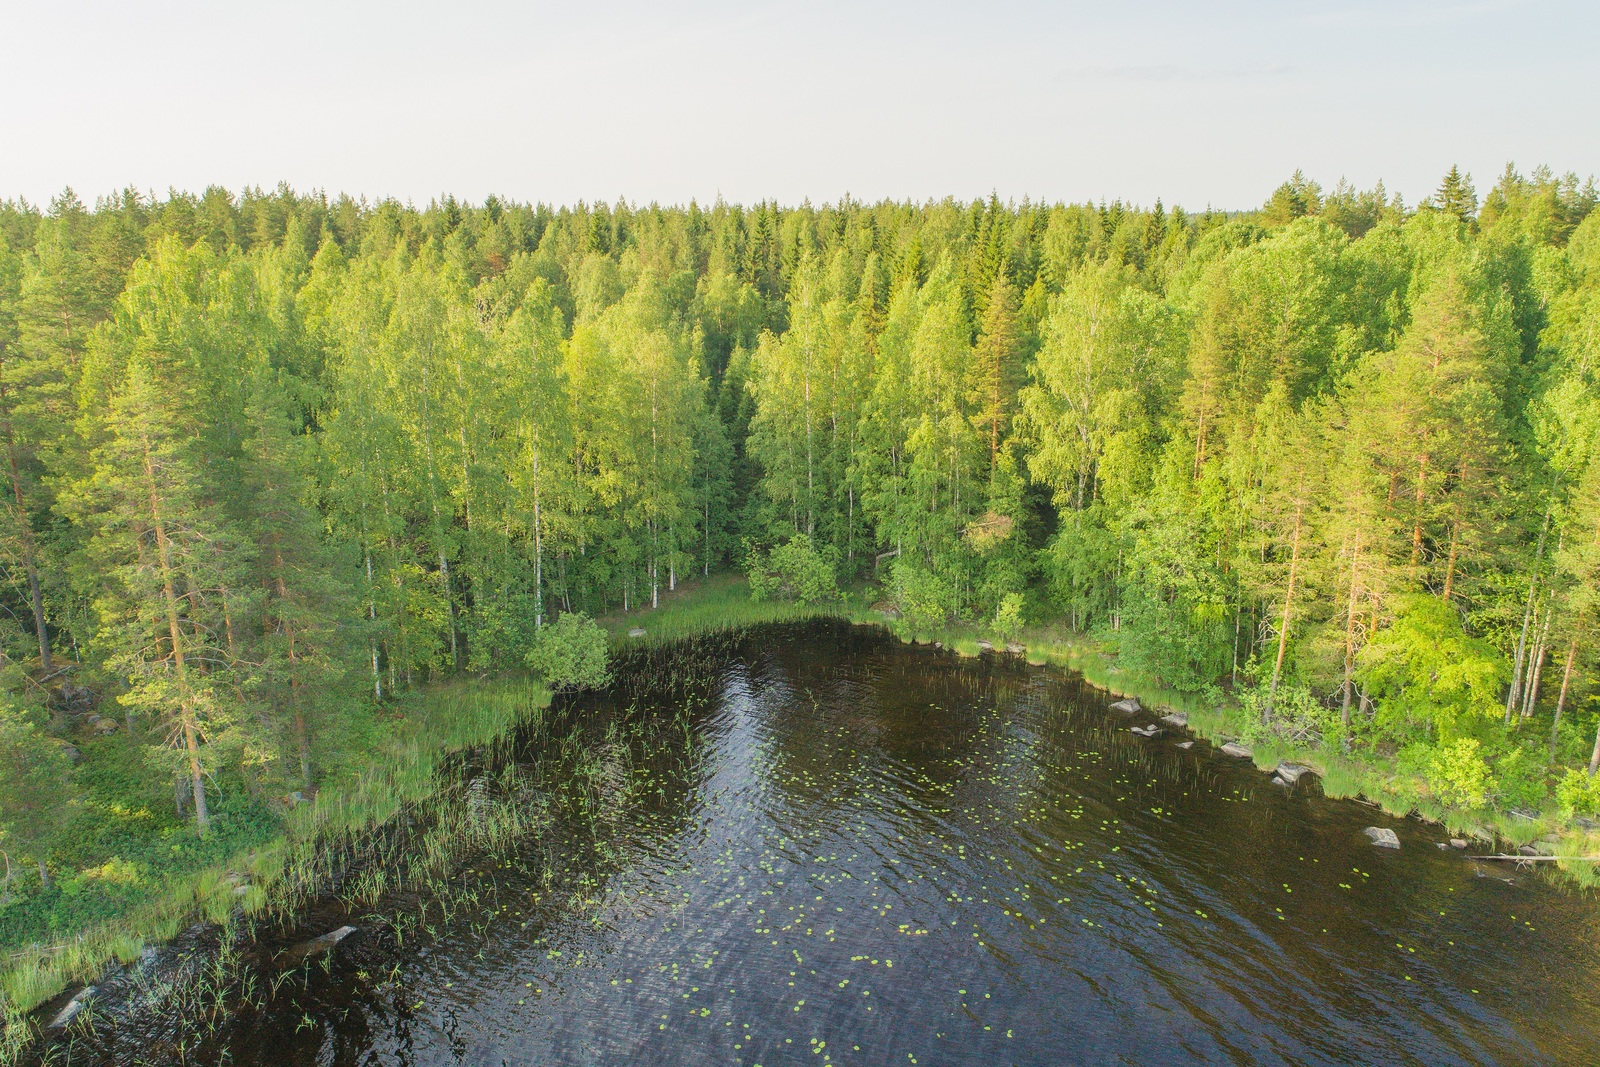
(117, 622), (1600, 1064)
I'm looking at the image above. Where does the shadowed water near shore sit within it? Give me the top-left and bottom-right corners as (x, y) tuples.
(79, 621), (1600, 1065)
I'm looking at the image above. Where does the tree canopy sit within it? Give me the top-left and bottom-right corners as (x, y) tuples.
(1, 166), (1599, 929)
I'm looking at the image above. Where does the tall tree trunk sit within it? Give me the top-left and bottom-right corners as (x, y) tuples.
(1264, 500), (1303, 724)
(847, 485), (855, 565)
(989, 348), (1001, 467)
(1551, 635), (1579, 763)
(1441, 465), (1468, 600)
(25, 569), (48, 672)
(1441, 520), (1459, 600)
(533, 445), (544, 627)
(366, 547), (382, 700)
(441, 552), (459, 669)
(804, 346), (815, 536)
(1590, 714), (1600, 778)
(1507, 509), (1552, 722)
(144, 438), (208, 834)
(1341, 534), (1363, 740)
(1410, 454), (1428, 569)
(1522, 608), (1552, 720)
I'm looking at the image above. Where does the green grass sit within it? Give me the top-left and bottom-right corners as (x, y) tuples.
(597, 572), (854, 647)
(0, 673), (550, 1055)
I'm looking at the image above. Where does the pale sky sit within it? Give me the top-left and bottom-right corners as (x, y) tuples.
(2, 0), (1594, 212)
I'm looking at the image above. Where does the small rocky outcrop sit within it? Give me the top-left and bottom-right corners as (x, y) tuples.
(48, 986), (95, 1029)
(1109, 698), (1140, 714)
(1160, 712), (1188, 728)
(1219, 742), (1252, 758)
(1274, 762), (1314, 785)
(279, 925), (358, 966)
(1363, 827), (1401, 849)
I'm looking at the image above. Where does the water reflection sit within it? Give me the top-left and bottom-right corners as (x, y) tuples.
(117, 622), (1600, 1064)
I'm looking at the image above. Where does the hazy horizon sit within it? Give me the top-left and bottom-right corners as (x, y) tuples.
(4, 0), (1595, 212)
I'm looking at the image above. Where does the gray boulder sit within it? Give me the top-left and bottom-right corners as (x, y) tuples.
(48, 986), (95, 1029)
(1363, 827), (1400, 849)
(1160, 712), (1188, 728)
(1219, 742), (1252, 759)
(1274, 762), (1314, 785)
(280, 925), (358, 966)
(1109, 698), (1140, 714)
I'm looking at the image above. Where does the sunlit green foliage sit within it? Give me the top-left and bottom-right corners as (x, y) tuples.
(1, 165), (1599, 1009)
(525, 613), (610, 691)
(745, 534), (842, 606)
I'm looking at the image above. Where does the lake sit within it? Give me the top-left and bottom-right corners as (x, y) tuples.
(93, 621), (1600, 1065)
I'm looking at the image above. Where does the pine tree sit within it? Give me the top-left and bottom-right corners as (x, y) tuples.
(243, 372), (355, 786)
(66, 239), (260, 834)
(1433, 165), (1479, 223)
(969, 266), (1021, 468)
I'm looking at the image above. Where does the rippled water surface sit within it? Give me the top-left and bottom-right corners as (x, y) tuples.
(188, 623), (1600, 1064)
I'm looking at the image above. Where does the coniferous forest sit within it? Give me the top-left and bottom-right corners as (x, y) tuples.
(2, 167), (1600, 985)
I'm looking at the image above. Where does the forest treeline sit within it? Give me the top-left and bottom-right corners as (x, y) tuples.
(1, 166), (1599, 937)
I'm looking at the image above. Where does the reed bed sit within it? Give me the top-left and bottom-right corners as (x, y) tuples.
(1, 674), (551, 1062)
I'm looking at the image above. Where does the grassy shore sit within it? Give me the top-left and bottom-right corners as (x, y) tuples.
(1, 674), (550, 1057)
(595, 571), (856, 645)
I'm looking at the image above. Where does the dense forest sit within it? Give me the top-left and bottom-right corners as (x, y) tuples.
(1, 166), (1599, 945)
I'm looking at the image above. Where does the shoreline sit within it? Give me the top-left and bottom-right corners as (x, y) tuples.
(3, 677), (551, 1060)
(10, 574), (1595, 1057)
(604, 575), (1600, 889)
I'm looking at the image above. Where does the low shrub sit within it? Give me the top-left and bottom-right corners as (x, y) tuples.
(526, 612), (611, 691)
(745, 535), (842, 606)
